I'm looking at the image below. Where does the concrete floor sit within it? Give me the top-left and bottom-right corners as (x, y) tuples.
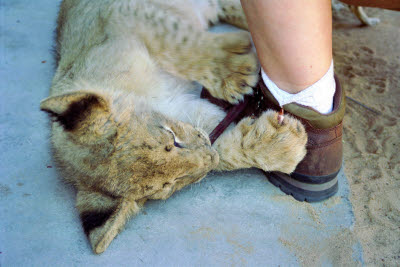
(0, 1), (363, 266)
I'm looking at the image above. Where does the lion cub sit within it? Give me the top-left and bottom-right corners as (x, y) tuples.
(40, 0), (307, 254)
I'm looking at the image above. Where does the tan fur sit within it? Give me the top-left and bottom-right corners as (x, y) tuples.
(41, 0), (307, 254)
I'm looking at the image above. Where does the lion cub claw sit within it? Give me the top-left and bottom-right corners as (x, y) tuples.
(215, 110), (307, 173)
(243, 110), (307, 173)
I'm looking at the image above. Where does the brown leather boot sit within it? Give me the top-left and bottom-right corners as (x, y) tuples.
(258, 75), (346, 202)
(201, 75), (345, 202)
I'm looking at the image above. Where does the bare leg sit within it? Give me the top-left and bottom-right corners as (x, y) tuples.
(240, 0), (332, 93)
(239, 0), (346, 203)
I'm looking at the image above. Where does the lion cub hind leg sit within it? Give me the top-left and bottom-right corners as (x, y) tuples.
(76, 190), (146, 254)
(217, 0), (249, 30)
(198, 32), (259, 104)
(132, 4), (259, 104)
(213, 110), (307, 173)
(154, 30), (259, 104)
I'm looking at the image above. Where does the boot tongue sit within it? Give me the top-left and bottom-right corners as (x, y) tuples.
(259, 75), (346, 129)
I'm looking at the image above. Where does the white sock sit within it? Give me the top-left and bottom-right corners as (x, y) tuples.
(261, 60), (336, 114)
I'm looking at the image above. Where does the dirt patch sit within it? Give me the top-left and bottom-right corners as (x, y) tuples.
(333, 7), (400, 266)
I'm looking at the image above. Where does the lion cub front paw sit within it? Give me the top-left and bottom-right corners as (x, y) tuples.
(201, 31), (259, 104)
(239, 110), (307, 173)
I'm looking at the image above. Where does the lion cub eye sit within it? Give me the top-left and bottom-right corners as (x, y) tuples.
(163, 126), (184, 149)
(173, 139), (183, 148)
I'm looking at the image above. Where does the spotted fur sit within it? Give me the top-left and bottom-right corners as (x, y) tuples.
(41, 0), (307, 254)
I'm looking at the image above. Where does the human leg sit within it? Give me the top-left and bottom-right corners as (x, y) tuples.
(241, 0), (333, 94)
(238, 0), (345, 201)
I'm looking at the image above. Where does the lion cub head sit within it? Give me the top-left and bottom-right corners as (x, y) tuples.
(40, 90), (218, 253)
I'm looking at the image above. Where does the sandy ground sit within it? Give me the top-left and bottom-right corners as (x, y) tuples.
(332, 7), (400, 266)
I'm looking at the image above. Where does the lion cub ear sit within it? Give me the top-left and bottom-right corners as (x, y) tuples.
(40, 91), (109, 131)
(76, 190), (145, 254)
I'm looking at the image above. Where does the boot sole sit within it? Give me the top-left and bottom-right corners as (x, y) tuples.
(266, 170), (340, 202)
